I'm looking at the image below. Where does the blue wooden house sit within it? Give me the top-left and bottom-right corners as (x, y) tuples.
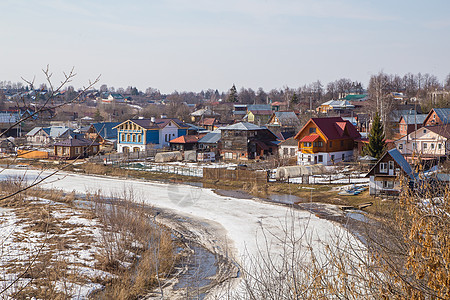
(114, 118), (188, 152)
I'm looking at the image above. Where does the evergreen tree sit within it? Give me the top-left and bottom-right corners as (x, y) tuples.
(227, 84), (238, 103)
(365, 112), (385, 159)
(290, 92), (299, 106)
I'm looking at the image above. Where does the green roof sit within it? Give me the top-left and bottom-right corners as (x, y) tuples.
(343, 94), (367, 100)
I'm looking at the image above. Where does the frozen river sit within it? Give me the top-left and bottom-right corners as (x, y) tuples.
(0, 168), (350, 297)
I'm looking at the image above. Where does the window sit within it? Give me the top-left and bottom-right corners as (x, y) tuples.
(331, 154), (335, 161)
(383, 181), (394, 189)
(132, 134), (136, 142)
(389, 161), (394, 170)
(340, 140), (344, 147)
(399, 143), (403, 150)
(121, 133), (125, 142)
(283, 148), (288, 156)
(423, 143), (427, 149)
(318, 141), (323, 147)
(438, 143), (442, 150)
(412, 142), (416, 149)
(225, 152), (233, 159)
(423, 129), (427, 134)
(431, 143), (435, 149)
(380, 162), (387, 173)
(309, 128), (316, 133)
(93, 146), (97, 152)
(290, 148), (295, 156)
(75, 147), (80, 154)
(318, 155), (323, 162)
(342, 153), (345, 161)
(303, 142), (312, 147)
(313, 142), (317, 147)
(329, 141), (333, 148)
(127, 134), (131, 142)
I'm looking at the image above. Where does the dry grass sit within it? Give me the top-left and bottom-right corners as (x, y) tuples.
(0, 178), (178, 300)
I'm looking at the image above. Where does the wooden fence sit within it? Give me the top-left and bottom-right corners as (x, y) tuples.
(203, 168), (268, 183)
(89, 149), (160, 163)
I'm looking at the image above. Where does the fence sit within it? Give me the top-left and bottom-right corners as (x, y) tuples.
(89, 149), (160, 163)
(203, 168), (268, 183)
(124, 162), (203, 177)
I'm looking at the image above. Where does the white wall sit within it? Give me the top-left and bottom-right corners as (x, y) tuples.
(297, 150), (354, 166)
(160, 122), (179, 148)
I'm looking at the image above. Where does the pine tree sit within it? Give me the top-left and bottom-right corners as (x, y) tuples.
(227, 84), (238, 103)
(290, 92), (299, 106)
(365, 112), (385, 159)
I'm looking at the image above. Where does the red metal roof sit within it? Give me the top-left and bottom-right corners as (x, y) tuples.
(169, 134), (206, 144)
(299, 134), (320, 142)
(295, 117), (361, 141)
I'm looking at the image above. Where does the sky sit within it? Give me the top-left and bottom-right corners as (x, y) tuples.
(0, 0), (449, 93)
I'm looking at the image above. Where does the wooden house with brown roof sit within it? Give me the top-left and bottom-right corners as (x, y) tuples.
(294, 117), (360, 165)
(53, 137), (100, 160)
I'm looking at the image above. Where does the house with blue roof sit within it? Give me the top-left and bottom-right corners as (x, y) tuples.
(423, 108), (450, 127)
(114, 117), (188, 153)
(366, 148), (415, 196)
(86, 122), (120, 146)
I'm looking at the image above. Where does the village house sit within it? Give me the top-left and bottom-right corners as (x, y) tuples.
(190, 108), (219, 123)
(316, 100), (355, 114)
(85, 122), (120, 147)
(197, 130), (221, 161)
(197, 117), (219, 131)
(26, 126), (71, 146)
(278, 137), (298, 159)
(0, 110), (22, 137)
(294, 117), (360, 165)
(114, 117), (188, 153)
(98, 92), (126, 103)
(366, 148), (415, 196)
(266, 111), (300, 131)
(243, 106), (273, 126)
(422, 108), (450, 126)
(398, 114), (427, 136)
(220, 122), (278, 160)
(169, 134), (206, 151)
(394, 124), (450, 165)
(53, 136), (100, 160)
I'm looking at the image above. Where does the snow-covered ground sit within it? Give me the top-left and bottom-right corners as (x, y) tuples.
(0, 168), (359, 297)
(0, 198), (109, 299)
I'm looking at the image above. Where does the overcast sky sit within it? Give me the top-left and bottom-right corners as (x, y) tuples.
(1, 0), (449, 93)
